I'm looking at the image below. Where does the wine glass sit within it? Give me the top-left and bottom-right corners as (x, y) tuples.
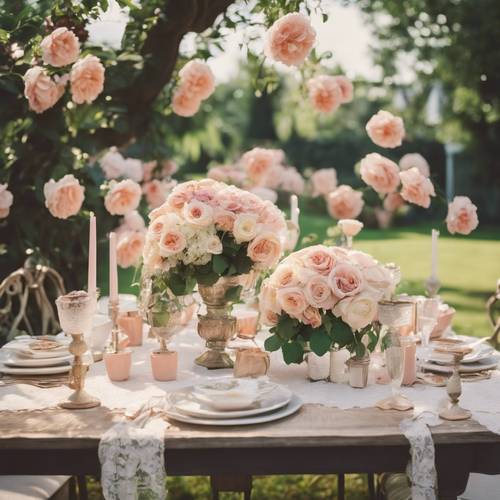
(385, 331), (405, 401)
(417, 298), (440, 369)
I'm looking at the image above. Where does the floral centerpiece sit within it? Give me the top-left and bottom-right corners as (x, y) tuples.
(142, 179), (287, 368)
(260, 245), (396, 366)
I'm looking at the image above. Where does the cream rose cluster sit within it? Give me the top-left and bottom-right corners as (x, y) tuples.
(260, 245), (395, 331)
(142, 179), (287, 277)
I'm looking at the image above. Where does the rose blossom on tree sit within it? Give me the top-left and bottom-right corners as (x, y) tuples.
(116, 230), (146, 268)
(310, 168), (338, 197)
(100, 148), (126, 179)
(178, 60), (215, 100)
(0, 184), (14, 218)
(43, 174), (85, 219)
(307, 75), (342, 114)
(366, 110), (405, 148)
(360, 153), (400, 194)
(334, 75), (354, 103)
(241, 147), (277, 185)
(24, 67), (66, 113)
(446, 196), (479, 235)
(399, 167), (435, 208)
(265, 12), (316, 67)
(171, 86), (201, 117)
(70, 55), (105, 104)
(399, 153), (430, 178)
(40, 27), (80, 67)
(327, 185), (364, 220)
(104, 179), (142, 215)
(383, 192), (405, 212)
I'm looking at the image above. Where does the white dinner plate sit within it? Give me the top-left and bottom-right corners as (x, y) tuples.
(164, 394), (302, 426)
(421, 355), (499, 375)
(169, 384), (292, 419)
(3, 354), (73, 368)
(0, 364), (71, 376)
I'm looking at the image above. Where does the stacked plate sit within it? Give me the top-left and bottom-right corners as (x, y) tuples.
(420, 335), (499, 375)
(165, 378), (302, 426)
(0, 336), (72, 376)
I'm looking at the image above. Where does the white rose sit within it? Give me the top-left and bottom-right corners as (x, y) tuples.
(333, 292), (378, 331)
(233, 213), (258, 243)
(363, 265), (393, 298)
(207, 235), (223, 254)
(182, 200), (213, 227)
(338, 219), (363, 238)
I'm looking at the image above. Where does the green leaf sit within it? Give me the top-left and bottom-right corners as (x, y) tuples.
(276, 314), (300, 340)
(168, 273), (188, 296)
(310, 329), (332, 356)
(224, 285), (242, 303)
(264, 334), (283, 352)
(331, 317), (355, 347)
(282, 341), (304, 365)
(195, 271), (219, 286)
(367, 330), (379, 352)
(355, 343), (366, 359)
(212, 254), (228, 275)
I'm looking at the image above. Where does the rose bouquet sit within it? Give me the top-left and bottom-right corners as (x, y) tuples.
(261, 245), (395, 364)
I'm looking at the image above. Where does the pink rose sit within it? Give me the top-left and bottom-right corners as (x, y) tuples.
(40, 27), (80, 67)
(143, 180), (168, 209)
(171, 86), (201, 117)
(304, 275), (337, 309)
(178, 59), (215, 100)
(366, 110), (405, 148)
(159, 228), (186, 256)
(43, 174), (84, 219)
(279, 166), (305, 195)
(301, 306), (322, 328)
(307, 75), (342, 114)
(446, 196), (479, 235)
(270, 264), (300, 288)
(247, 232), (282, 269)
(70, 55), (105, 104)
(123, 158), (143, 182)
(399, 167), (435, 208)
(276, 287), (307, 318)
(334, 75), (354, 103)
(304, 246), (336, 276)
(261, 309), (279, 326)
(311, 168), (337, 197)
(116, 230), (145, 268)
(214, 208), (236, 231)
(104, 179), (142, 215)
(182, 200), (213, 226)
(142, 161), (157, 182)
(333, 292), (378, 331)
(168, 184), (194, 210)
(327, 185), (364, 220)
(160, 159), (178, 177)
(249, 187), (278, 203)
(338, 219), (363, 238)
(265, 13), (316, 67)
(0, 184), (14, 218)
(347, 250), (377, 269)
(329, 263), (364, 298)
(399, 153), (430, 177)
(122, 210), (145, 232)
(262, 164), (284, 190)
(383, 192), (405, 212)
(241, 147), (276, 185)
(100, 148), (125, 179)
(24, 67), (66, 113)
(360, 153), (400, 194)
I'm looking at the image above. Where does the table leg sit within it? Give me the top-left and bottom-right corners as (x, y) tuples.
(211, 475), (252, 500)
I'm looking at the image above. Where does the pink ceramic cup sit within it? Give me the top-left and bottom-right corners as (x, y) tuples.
(104, 350), (132, 381)
(117, 311), (143, 346)
(151, 351), (178, 381)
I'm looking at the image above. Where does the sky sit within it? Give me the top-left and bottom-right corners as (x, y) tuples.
(87, 1), (382, 83)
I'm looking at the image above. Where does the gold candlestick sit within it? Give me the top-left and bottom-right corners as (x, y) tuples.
(108, 299), (119, 353)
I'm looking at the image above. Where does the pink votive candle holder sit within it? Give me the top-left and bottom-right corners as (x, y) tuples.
(104, 350), (132, 381)
(151, 351), (178, 381)
(117, 310), (143, 346)
(234, 308), (259, 339)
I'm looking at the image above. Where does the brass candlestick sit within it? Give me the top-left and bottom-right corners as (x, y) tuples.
(56, 291), (100, 410)
(108, 299), (119, 353)
(439, 348), (472, 421)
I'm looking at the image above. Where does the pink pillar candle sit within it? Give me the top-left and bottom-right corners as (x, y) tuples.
(118, 311), (143, 346)
(88, 213), (96, 299)
(109, 232), (118, 303)
(401, 336), (417, 386)
(104, 350), (132, 381)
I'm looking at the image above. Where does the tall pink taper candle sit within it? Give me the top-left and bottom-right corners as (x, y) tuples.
(88, 213), (96, 299)
(109, 232), (118, 303)
(431, 229), (439, 279)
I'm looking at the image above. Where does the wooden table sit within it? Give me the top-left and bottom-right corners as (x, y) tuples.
(1, 404), (500, 499)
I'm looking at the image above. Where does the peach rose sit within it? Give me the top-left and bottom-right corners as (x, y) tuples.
(104, 179), (142, 215)
(233, 213), (259, 242)
(333, 292), (378, 331)
(0, 184), (14, 218)
(24, 66), (66, 113)
(279, 167), (305, 195)
(311, 168), (337, 197)
(116, 231), (145, 268)
(304, 275), (336, 309)
(265, 13), (316, 67)
(261, 308), (279, 326)
(159, 228), (186, 256)
(70, 55), (105, 104)
(143, 180), (169, 209)
(360, 153), (400, 194)
(178, 59), (215, 100)
(241, 147), (276, 185)
(334, 75), (354, 103)
(307, 75), (342, 114)
(100, 148), (125, 179)
(182, 200), (213, 226)
(207, 235), (223, 255)
(270, 264), (300, 288)
(247, 232), (282, 268)
(304, 245), (336, 276)
(43, 174), (84, 219)
(276, 287), (307, 318)
(172, 86), (201, 117)
(123, 210), (145, 232)
(123, 158), (143, 183)
(302, 306), (322, 328)
(366, 110), (405, 148)
(327, 185), (364, 220)
(40, 27), (80, 67)
(347, 250), (377, 269)
(383, 192), (405, 212)
(445, 196), (479, 235)
(338, 219), (363, 238)
(214, 208), (236, 231)
(399, 153), (430, 178)
(249, 187), (278, 203)
(329, 263), (364, 298)
(399, 167), (435, 208)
